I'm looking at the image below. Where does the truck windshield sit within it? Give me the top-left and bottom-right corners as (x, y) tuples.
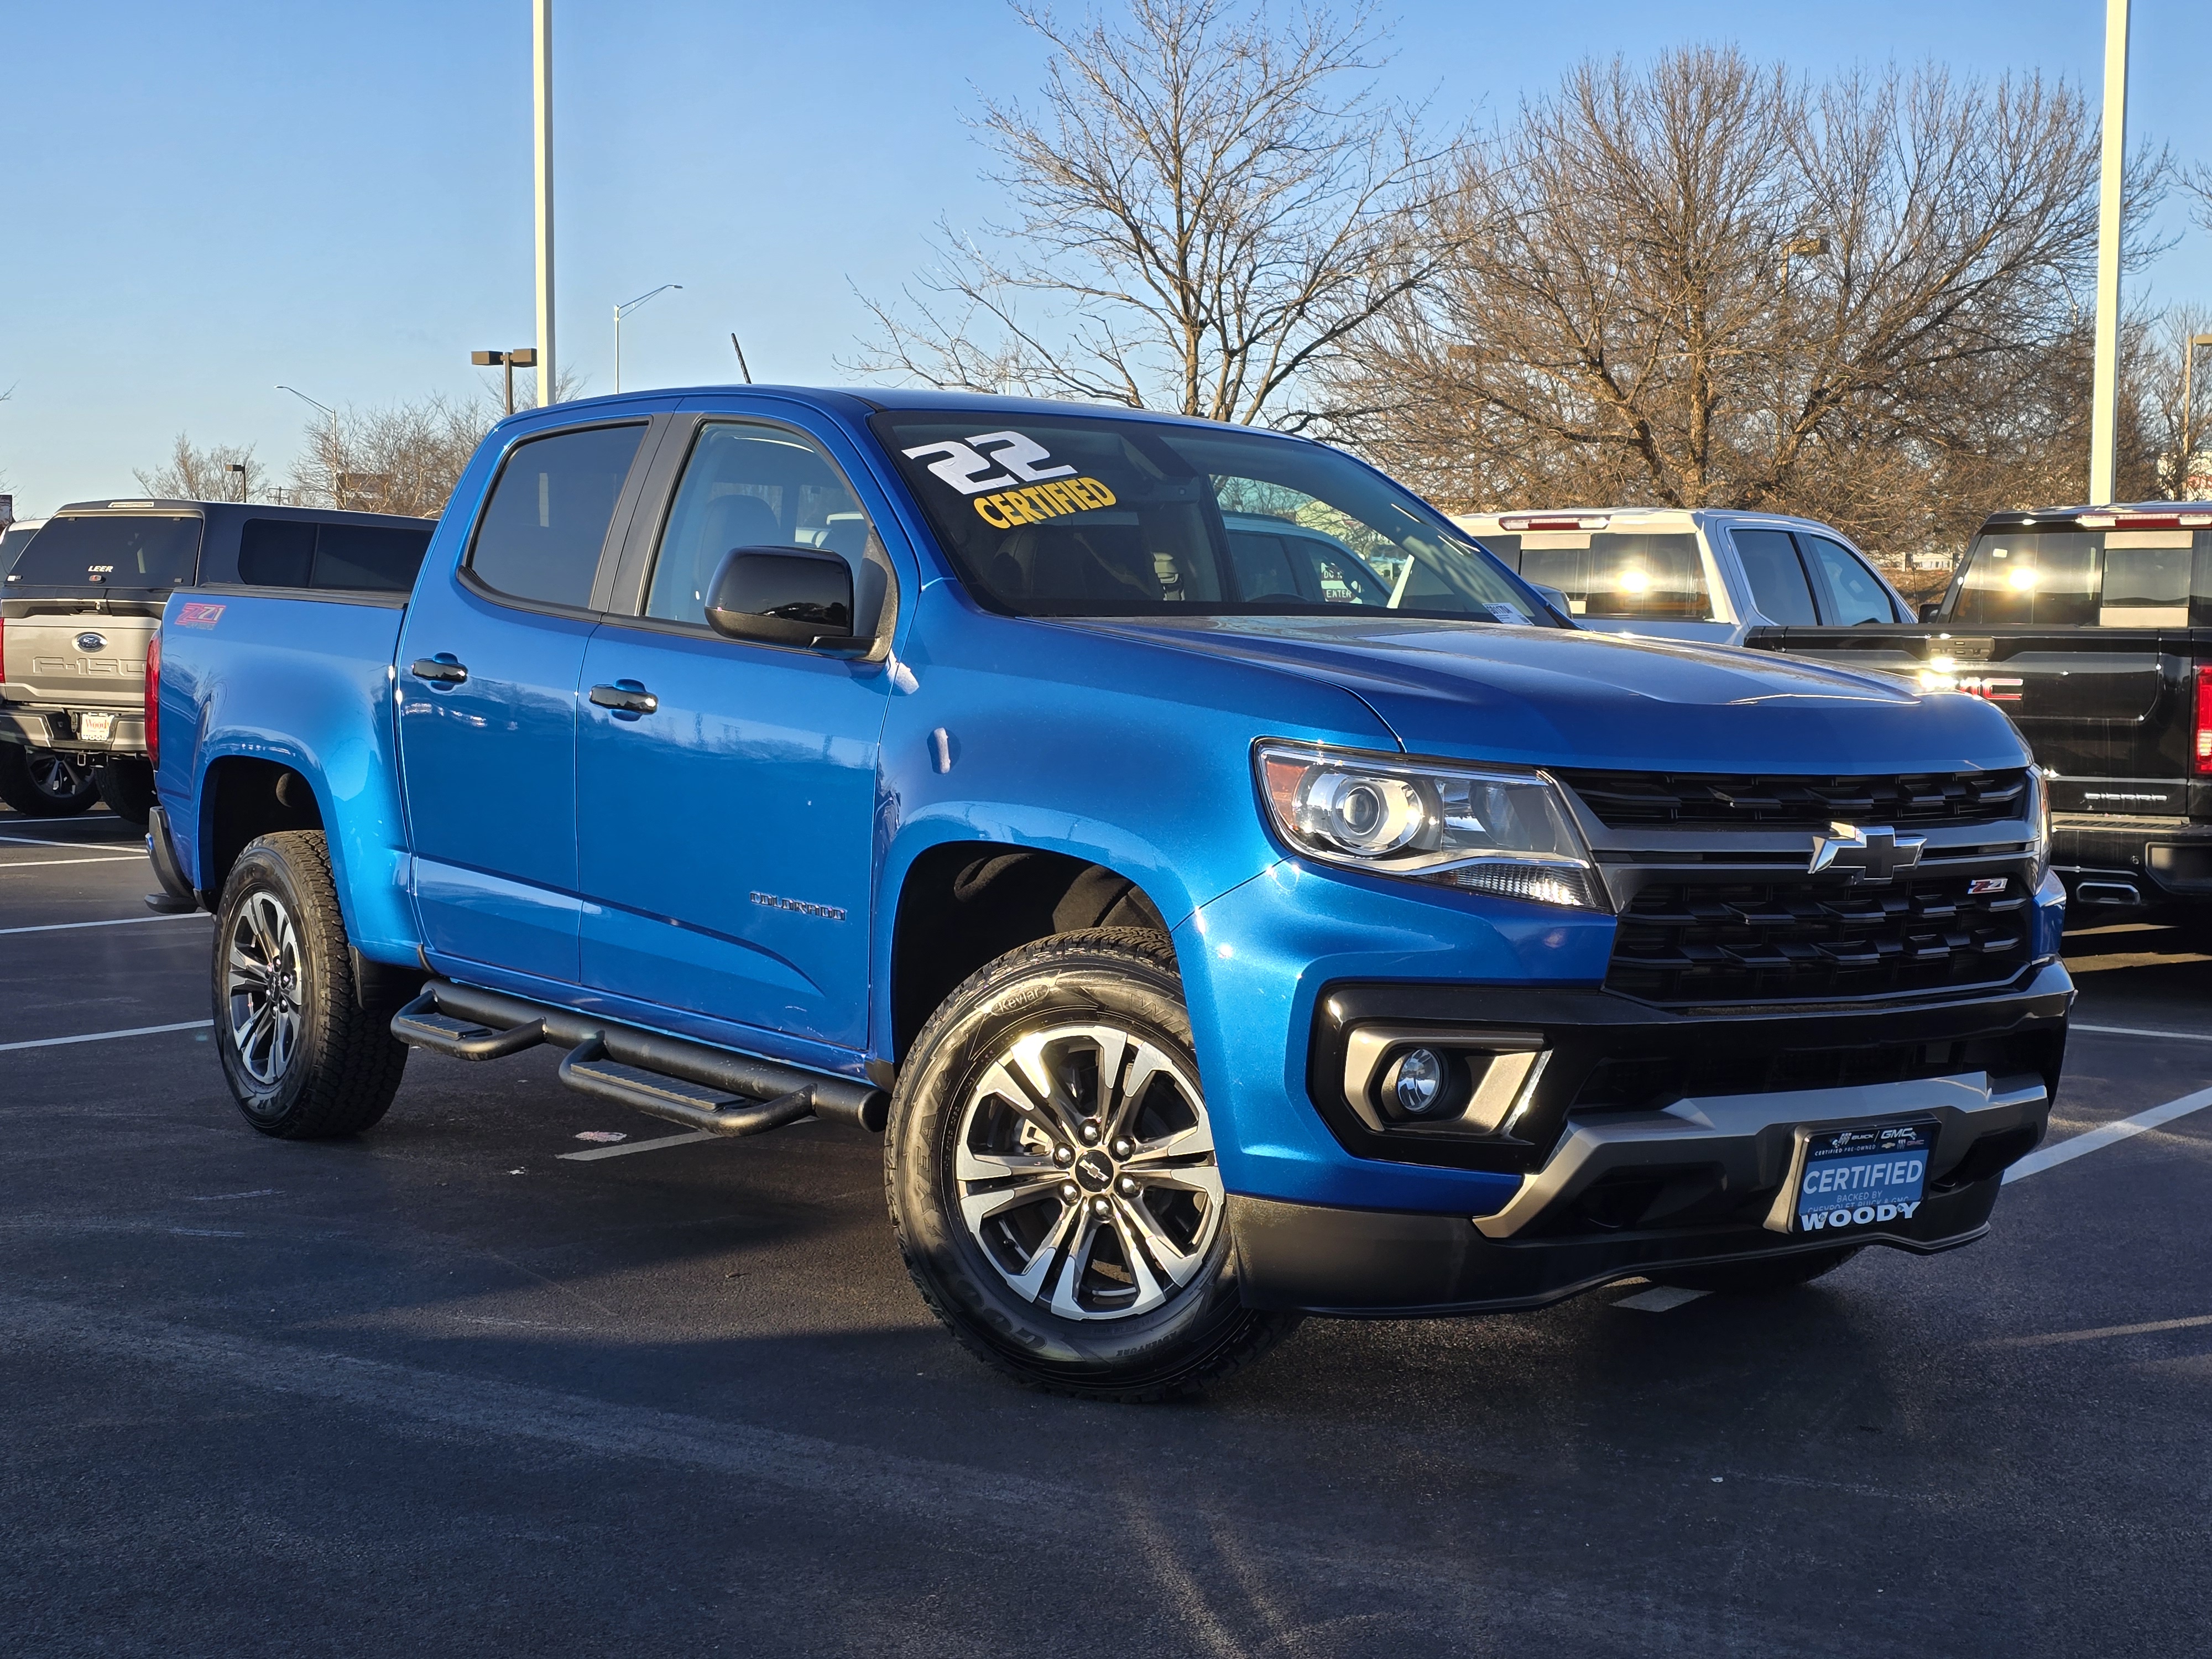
(873, 411), (1551, 623)
(1950, 528), (2210, 627)
(6, 514), (202, 591)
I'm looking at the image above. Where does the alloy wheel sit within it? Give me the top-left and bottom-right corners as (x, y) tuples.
(225, 890), (305, 1088)
(953, 1021), (1224, 1322)
(28, 752), (90, 801)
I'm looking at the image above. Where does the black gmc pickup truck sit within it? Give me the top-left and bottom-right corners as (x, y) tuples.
(1747, 502), (2211, 930)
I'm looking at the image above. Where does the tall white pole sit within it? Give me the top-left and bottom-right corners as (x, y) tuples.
(2089, 0), (2129, 504)
(532, 0), (556, 408)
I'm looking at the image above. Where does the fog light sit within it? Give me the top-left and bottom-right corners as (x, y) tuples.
(1392, 1047), (1446, 1115)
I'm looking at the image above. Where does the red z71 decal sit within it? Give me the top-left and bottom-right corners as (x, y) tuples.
(174, 602), (226, 629)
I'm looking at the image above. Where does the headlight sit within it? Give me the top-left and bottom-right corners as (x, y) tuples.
(2031, 765), (2053, 883)
(1254, 742), (1608, 910)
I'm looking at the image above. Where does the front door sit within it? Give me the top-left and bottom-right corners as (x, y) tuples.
(397, 419), (651, 983)
(574, 418), (896, 1050)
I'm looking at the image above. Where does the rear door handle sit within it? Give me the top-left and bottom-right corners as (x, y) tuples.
(409, 656), (468, 685)
(589, 682), (658, 716)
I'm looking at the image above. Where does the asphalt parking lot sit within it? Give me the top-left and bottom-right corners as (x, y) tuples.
(2, 810), (2206, 1658)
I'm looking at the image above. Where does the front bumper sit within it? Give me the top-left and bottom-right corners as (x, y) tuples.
(0, 707), (147, 757)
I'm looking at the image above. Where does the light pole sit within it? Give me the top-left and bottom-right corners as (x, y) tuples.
(227, 462), (248, 503)
(472, 347), (539, 416)
(613, 284), (681, 393)
(2090, 0), (2130, 503)
(533, 0), (556, 406)
(2183, 332), (2212, 499)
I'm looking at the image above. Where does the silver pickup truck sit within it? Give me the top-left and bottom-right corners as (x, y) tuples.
(0, 499), (434, 820)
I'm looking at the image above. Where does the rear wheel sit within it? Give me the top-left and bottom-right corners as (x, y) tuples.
(0, 744), (100, 816)
(212, 830), (408, 1139)
(96, 756), (155, 826)
(887, 928), (1300, 1401)
(1655, 1245), (1862, 1295)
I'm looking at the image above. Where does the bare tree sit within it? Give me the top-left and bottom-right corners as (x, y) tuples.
(134, 433), (266, 502)
(849, 0), (1446, 428)
(2137, 302), (2212, 500)
(1331, 49), (2168, 553)
(286, 367), (585, 518)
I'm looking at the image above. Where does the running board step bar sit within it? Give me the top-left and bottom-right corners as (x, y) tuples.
(390, 979), (888, 1133)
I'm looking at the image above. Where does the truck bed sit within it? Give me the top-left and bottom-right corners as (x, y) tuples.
(154, 588), (420, 962)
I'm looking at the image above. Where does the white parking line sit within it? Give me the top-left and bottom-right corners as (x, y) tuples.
(1986, 1312), (2212, 1349)
(2074, 1022), (2212, 1045)
(1614, 1286), (1708, 1312)
(0, 855), (144, 870)
(2004, 1084), (2212, 1183)
(557, 1129), (718, 1161)
(0, 1019), (213, 1053)
(0, 832), (142, 851)
(0, 913), (207, 937)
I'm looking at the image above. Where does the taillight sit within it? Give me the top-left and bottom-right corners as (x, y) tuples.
(2196, 664), (2212, 776)
(145, 628), (161, 774)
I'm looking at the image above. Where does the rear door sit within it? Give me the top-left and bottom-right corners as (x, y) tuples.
(395, 419), (658, 984)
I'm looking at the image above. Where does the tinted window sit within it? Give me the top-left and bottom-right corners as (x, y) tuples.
(1515, 531), (1710, 620)
(314, 524), (431, 592)
(468, 424), (645, 609)
(238, 518), (317, 586)
(1952, 531), (2100, 625)
(1800, 534), (1896, 625)
(875, 412), (1545, 623)
(645, 422), (880, 625)
(1732, 528), (1818, 624)
(0, 524), (41, 575)
(6, 514), (202, 589)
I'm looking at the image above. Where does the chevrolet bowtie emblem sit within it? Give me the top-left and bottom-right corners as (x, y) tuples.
(1808, 821), (1926, 883)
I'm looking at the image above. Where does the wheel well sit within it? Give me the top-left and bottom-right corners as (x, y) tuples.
(890, 845), (1172, 1061)
(200, 758), (322, 898)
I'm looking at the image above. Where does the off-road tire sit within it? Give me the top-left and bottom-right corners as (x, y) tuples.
(0, 744), (100, 816)
(1655, 1245), (1863, 1295)
(886, 927), (1300, 1402)
(96, 756), (156, 826)
(212, 831), (408, 1139)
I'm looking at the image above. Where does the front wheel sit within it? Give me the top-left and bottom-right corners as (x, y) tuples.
(212, 830), (408, 1139)
(886, 928), (1300, 1401)
(0, 744), (100, 816)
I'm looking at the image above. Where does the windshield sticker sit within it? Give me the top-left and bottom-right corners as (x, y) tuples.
(900, 430), (1122, 526)
(175, 602), (226, 629)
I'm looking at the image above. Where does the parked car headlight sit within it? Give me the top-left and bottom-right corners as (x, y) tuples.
(1255, 742), (1608, 911)
(2032, 765), (2053, 884)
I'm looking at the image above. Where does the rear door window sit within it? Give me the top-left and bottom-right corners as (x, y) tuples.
(6, 514), (202, 589)
(468, 423), (648, 609)
(1515, 531), (1711, 620)
(1799, 534), (1897, 625)
(1731, 529), (1818, 624)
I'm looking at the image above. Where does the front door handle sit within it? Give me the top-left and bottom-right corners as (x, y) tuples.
(409, 656), (468, 685)
(589, 682), (659, 716)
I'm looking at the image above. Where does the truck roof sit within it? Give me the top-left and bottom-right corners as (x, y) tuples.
(53, 498), (431, 528)
(1975, 503), (2212, 530)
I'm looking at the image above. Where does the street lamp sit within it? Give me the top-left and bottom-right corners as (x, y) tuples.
(472, 347), (540, 416)
(275, 384), (337, 419)
(613, 284), (681, 393)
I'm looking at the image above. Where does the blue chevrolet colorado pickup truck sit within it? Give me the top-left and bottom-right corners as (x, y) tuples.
(148, 386), (2072, 1399)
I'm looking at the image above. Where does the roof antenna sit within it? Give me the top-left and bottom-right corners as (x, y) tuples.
(730, 332), (753, 384)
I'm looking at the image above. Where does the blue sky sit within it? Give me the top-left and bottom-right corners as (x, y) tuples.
(2, 1), (2206, 515)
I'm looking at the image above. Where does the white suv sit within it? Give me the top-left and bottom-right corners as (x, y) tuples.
(1449, 507), (1914, 646)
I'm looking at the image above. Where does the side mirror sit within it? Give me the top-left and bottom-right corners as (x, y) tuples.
(1917, 600), (1943, 622)
(705, 546), (861, 653)
(1530, 583), (1577, 626)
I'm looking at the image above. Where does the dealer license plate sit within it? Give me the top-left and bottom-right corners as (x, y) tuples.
(80, 713), (114, 743)
(1792, 1120), (1935, 1235)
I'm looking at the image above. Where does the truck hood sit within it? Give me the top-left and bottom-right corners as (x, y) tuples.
(1062, 615), (2030, 774)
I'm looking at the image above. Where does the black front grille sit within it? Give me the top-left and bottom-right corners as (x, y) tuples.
(1557, 768), (2029, 830)
(1608, 872), (2032, 1005)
